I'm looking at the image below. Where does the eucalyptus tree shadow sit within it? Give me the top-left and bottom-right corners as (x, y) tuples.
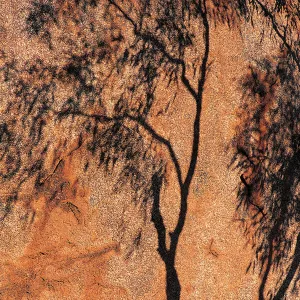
(2, 1), (251, 299)
(230, 54), (300, 299)
(100, 1), (212, 299)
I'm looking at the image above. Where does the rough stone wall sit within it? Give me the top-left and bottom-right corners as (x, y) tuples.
(0, 1), (291, 299)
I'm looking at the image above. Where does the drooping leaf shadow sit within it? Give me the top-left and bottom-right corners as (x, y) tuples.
(0, 0), (267, 299)
(1, 1), (208, 299)
(230, 53), (299, 299)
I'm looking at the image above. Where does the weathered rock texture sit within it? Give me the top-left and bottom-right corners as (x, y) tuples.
(0, 1), (298, 299)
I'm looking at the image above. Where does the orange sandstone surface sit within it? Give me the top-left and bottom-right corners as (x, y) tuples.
(0, 2), (279, 299)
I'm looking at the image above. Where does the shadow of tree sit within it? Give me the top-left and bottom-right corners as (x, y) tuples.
(2, 0), (291, 299)
(230, 53), (299, 299)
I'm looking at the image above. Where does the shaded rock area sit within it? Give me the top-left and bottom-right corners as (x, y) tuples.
(0, 1), (298, 299)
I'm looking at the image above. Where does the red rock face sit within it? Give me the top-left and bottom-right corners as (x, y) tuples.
(0, 1), (299, 299)
(0, 152), (121, 299)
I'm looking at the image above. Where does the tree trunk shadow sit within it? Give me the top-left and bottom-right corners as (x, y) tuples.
(273, 233), (300, 300)
(151, 172), (181, 300)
